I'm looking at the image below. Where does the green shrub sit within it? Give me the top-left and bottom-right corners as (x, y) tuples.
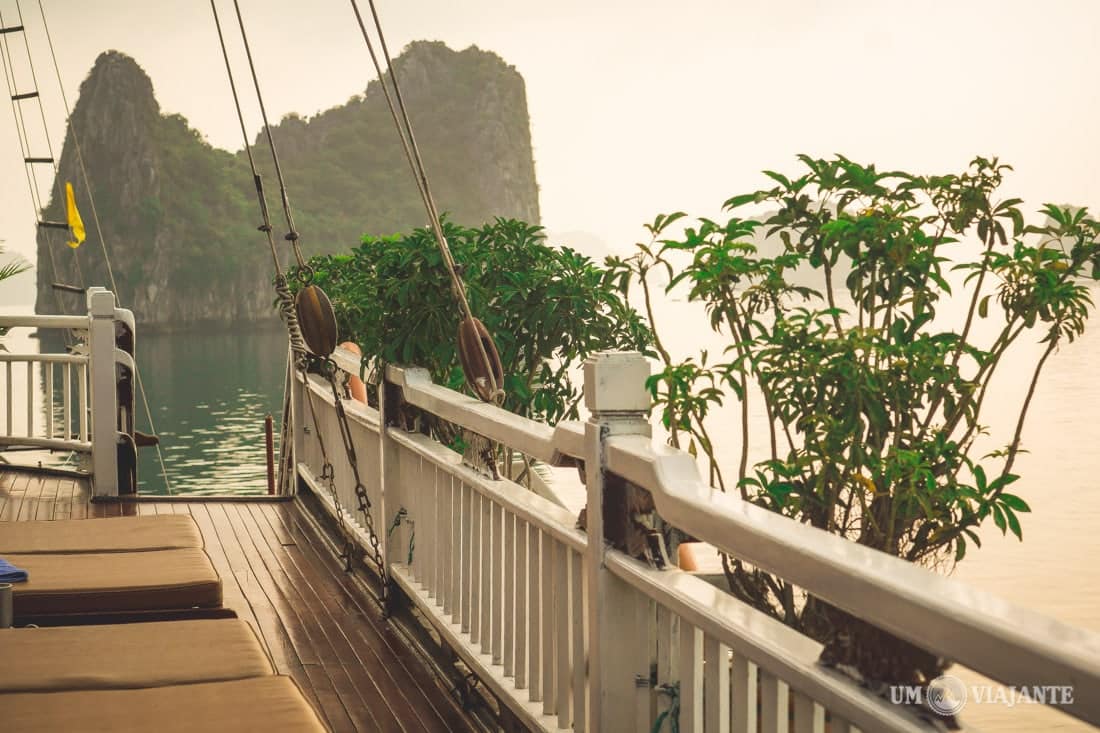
(293, 218), (652, 423)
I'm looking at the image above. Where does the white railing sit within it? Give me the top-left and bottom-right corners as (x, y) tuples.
(293, 347), (1100, 732)
(0, 288), (131, 496)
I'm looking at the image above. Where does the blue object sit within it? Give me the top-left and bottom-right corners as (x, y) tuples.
(0, 557), (28, 583)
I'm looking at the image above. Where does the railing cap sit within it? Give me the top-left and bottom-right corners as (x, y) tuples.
(87, 288), (116, 318)
(583, 351), (651, 414)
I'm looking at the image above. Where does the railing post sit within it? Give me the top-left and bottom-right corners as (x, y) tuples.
(87, 288), (119, 497)
(584, 351), (652, 731)
(376, 378), (398, 578)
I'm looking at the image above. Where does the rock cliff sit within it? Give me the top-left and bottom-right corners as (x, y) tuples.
(36, 43), (540, 328)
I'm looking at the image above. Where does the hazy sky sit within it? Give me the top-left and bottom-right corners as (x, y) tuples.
(2, 0), (1099, 290)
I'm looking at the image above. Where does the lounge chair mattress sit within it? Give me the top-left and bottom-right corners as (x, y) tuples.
(9, 548), (222, 617)
(2, 676), (328, 732)
(0, 619), (273, 692)
(0, 515), (203, 554)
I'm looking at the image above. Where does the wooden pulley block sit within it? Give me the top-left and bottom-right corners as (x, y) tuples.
(457, 316), (504, 402)
(296, 284), (338, 356)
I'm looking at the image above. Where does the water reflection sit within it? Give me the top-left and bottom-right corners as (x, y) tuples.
(134, 326), (287, 496)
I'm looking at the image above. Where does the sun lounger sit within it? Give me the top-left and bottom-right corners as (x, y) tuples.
(0, 515), (203, 554)
(0, 619), (273, 693)
(1, 676), (328, 732)
(8, 547), (222, 623)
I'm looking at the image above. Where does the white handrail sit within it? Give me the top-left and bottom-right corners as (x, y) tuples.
(0, 354), (88, 364)
(304, 349), (1100, 730)
(604, 433), (1100, 725)
(0, 314), (88, 329)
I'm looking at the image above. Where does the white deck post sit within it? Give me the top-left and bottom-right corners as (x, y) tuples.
(87, 288), (119, 497)
(584, 351), (652, 731)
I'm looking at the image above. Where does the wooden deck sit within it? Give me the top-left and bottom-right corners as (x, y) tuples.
(0, 467), (476, 733)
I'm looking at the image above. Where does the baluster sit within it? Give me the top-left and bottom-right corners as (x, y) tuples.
(514, 516), (528, 689)
(528, 525), (542, 702)
(571, 549), (587, 732)
(502, 508), (515, 677)
(491, 501), (503, 664)
(634, 591), (655, 729)
(792, 691), (824, 733)
(410, 453), (423, 577)
(479, 490), (492, 656)
(760, 671), (790, 733)
(424, 461), (437, 600)
(731, 652), (759, 732)
(678, 621), (703, 733)
(402, 448), (419, 575)
(433, 468), (446, 603)
(704, 636), (731, 733)
(469, 490), (482, 645)
(459, 481), (472, 633)
(45, 362), (53, 439)
(442, 473), (454, 617)
(656, 607), (678, 722)
(541, 532), (556, 714)
(63, 362), (71, 441)
(78, 363), (87, 441)
(25, 361), (33, 436)
(555, 541), (571, 728)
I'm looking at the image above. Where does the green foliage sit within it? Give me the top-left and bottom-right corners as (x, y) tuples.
(611, 155), (1100, 630)
(293, 218), (652, 422)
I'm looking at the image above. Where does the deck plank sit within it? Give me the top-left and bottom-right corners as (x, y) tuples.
(259, 502), (474, 733)
(223, 503), (388, 732)
(239, 502), (423, 733)
(0, 468), (474, 732)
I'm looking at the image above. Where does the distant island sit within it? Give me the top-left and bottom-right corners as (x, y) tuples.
(36, 43), (540, 329)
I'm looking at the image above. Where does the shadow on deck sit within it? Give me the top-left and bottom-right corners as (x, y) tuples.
(0, 468), (476, 733)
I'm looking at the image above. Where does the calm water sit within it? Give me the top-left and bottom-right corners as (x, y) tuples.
(2, 317), (288, 495)
(133, 326), (287, 495)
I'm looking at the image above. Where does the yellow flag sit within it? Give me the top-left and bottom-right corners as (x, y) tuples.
(65, 182), (85, 249)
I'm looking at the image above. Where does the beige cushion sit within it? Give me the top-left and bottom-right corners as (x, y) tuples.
(1, 676), (328, 733)
(0, 619), (273, 692)
(9, 548), (222, 617)
(0, 515), (203, 554)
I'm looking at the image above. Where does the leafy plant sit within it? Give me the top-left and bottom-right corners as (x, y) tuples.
(611, 155), (1100, 682)
(292, 218), (652, 423)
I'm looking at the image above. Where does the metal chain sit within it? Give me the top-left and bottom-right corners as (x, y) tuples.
(299, 357), (389, 610)
(301, 371), (353, 566)
(321, 360), (387, 589)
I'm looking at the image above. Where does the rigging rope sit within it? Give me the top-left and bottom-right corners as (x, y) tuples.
(0, 5), (70, 331)
(212, 0), (388, 607)
(33, 0), (174, 494)
(228, 0), (308, 274)
(208, 0), (305, 356)
(12, 1), (83, 296)
(347, 0), (503, 403)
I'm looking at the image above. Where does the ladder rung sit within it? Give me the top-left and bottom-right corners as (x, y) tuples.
(0, 25), (24, 35)
(24, 157), (53, 164)
(11, 91), (38, 101)
(51, 282), (85, 294)
(37, 221), (69, 230)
